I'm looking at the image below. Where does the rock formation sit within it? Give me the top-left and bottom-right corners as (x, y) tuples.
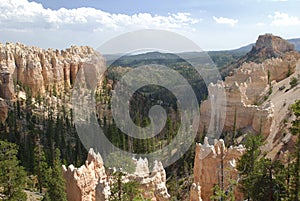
(250, 34), (295, 58)
(190, 138), (245, 201)
(63, 149), (170, 201)
(0, 42), (105, 124)
(200, 35), (300, 140)
(194, 34), (300, 200)
(128, 158), (171, 201)
(62, 148), (110, 201)
(0, 42), (100, 100)
(221, 34), (297, 77)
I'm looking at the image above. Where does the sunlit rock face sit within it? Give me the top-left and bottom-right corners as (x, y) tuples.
(62, 148), (110, 201)
(63, 149), (170, 201)
(0, 42), (105, 124)
(199, 34), (300, 140)
(0, 42), (100, 100)
(252, 34), (295, 58)
(190, 138), (245, 201)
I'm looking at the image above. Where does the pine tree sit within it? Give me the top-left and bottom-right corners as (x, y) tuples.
(43, 148), (67, 201)
(0, 140), (27, 200)
(289, 100), (300, 201)
(33, 145), (49, 193)
(211, 179), (236, 201)
(250, 158), (286, 201)
(237, 134), (263, 200)
(109, 171), (150, 201)
(237, 135), (287, 201)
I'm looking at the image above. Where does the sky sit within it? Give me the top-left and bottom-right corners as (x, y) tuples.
(0, 0), (300, 51)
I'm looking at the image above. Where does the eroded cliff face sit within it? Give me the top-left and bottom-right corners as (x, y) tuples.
(251, 34), (295, 58)
(221, 34), (297, 77)
(63, 149), (170, 201)
(194, 34), (300, 200)
(200, 36), (300, 140)
(0, 42), (97, 100)
(190, 138), (245, 201)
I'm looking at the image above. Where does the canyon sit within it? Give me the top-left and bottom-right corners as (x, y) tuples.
(0, 34), (299, 200)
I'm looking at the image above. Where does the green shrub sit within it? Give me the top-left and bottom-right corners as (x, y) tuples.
(290, 77), (298, 88)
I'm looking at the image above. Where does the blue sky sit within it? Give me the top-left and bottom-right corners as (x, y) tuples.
(1, 0), (300, 51)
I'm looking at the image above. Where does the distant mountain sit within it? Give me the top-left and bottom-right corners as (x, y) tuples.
(227, 43), (253, 54)
(105, 50), (244, 70)
(288, 38), (300, 51)
(104, 37), (300, 71)
(106, 51), (186, 68)
(227, 37), (300, 53)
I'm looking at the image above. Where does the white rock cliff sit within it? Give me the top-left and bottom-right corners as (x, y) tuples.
(63, 149), (170, 201)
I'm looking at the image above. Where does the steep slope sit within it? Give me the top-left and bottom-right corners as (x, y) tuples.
(200, 34), (300, 140)
(0, 98), (7, 123)
(192, 34), (300, 201)
(261, 60), (300, 159)
(1, 35), (299, 201)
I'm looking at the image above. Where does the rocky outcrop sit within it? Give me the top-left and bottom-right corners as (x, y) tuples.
(200, 40), (300, 139)
(251, 34), (295, 58)
(0, 42), (98, 100)
(62, 148), (110, 201)
(0, 67), (14, 99)
(63, 149), (170, 201)
(128, 158), (170, 201)
(190, 138), (245, 201)
(221, 34), (297, 77)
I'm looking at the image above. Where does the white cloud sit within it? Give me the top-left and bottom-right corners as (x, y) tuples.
(0, 0), (200, 32)
(213, 16), (238, 27)
(268, 12), (300, 26)
(256, 22), (266, 27)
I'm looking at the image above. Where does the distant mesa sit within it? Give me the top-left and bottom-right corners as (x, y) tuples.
(220, 34), (298, 77)
(250, 34), (295, 58)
